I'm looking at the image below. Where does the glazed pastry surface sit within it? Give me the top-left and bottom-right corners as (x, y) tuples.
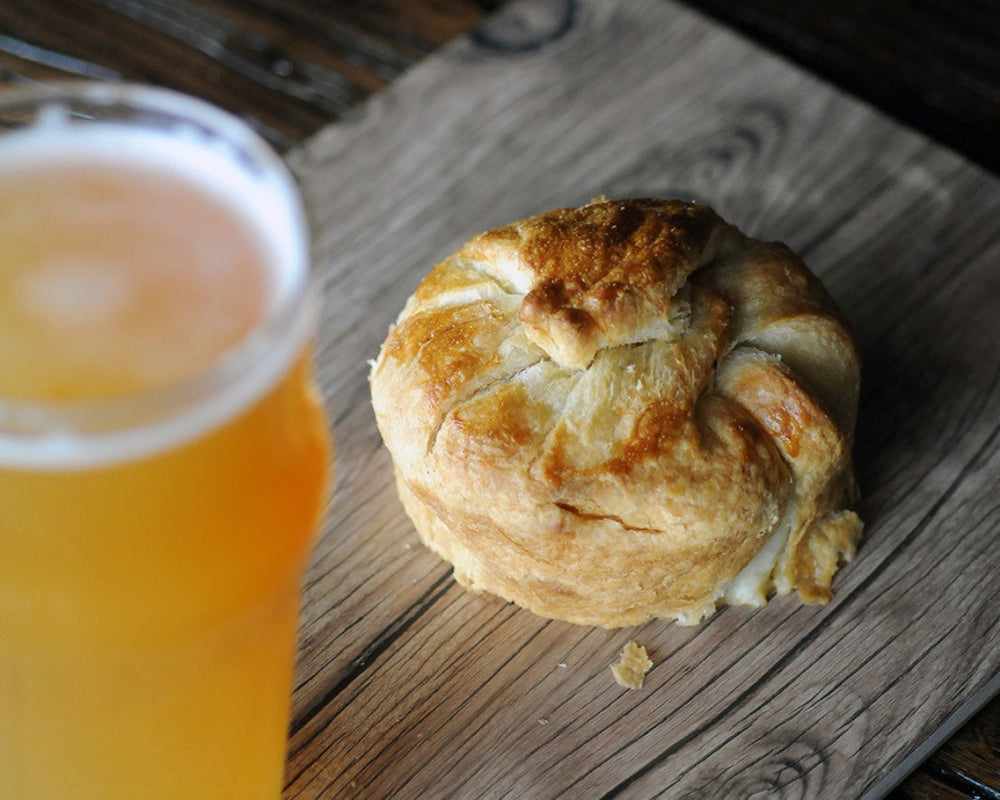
(370, 198), (862, 627)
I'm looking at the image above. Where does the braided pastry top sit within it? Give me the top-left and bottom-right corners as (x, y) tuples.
(370, 198), (862, 627)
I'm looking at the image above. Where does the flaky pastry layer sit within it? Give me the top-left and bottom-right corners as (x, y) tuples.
(370, 198), (862, 627)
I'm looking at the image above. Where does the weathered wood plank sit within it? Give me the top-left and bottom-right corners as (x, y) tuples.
(286, 0), (1000, 797)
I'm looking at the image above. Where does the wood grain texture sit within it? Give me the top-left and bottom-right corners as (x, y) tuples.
(905, 692), (1000, 800)
(0, 0), (505, 150)
(287, 1), (1000, 797)
(676, 0), (1000, 177)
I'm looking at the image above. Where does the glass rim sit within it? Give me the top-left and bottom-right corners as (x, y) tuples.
(0, 81), (315, 470)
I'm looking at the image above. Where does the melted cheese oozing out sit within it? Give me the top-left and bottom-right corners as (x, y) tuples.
(722, 510), (793, 606)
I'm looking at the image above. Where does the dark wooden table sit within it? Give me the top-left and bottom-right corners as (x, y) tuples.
(1, 2), (997, 798)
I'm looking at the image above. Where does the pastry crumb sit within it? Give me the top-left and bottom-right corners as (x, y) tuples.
(611, 641), (652, 690)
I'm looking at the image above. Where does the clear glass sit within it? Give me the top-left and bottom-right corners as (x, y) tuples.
(0, 83), (333, 799)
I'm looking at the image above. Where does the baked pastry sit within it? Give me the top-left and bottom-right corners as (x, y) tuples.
(612, 642), (653, 690)
(369, 198), (862, 627)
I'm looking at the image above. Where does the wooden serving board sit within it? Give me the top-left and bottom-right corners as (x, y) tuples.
(284, 1), (1000, 797)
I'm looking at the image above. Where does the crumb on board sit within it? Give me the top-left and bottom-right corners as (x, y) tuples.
(611, 641), (653, 690)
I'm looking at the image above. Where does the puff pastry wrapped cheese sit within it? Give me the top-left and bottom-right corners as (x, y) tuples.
(369, 198), (862, 627)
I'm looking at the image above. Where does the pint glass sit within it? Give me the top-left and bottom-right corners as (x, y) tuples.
(0, 84), (332, 799)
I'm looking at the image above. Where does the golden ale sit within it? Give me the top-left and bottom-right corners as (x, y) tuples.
(0, 85), (332, 799)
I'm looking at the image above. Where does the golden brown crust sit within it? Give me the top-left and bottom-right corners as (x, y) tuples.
(611, 641), (653, 690)
(370, 198), (862, 628)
